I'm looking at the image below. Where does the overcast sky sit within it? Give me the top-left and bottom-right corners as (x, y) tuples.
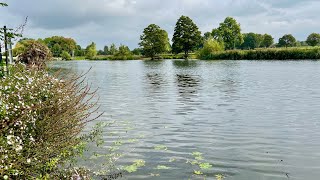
(0, 0), (319, 49)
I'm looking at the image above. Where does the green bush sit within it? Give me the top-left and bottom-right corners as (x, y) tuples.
(60, 51), (72, 61)
(197, 39), (224, 59)
(200, 47), (320, 60)
(0, 64), (97, 179)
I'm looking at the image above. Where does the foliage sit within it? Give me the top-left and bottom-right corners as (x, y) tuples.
(306, 33), (320, 46)
(60, 50), (72, 60)
(154, 145), (168, 151)
(172, 15), (202, 59)
(261, 34), (274, 48)
(16, 40), (52, 69)
(241, 33), (263, 49)
(43, 36), (76, 57)
(203, 32), (212, 41)
(217, 17), (243, 50)
(278, 34), (296, 47)
(0, 2), (8, 6)
(74, 45), (85, 57)
(0, 64), (99, 179)
(132, 48), (143, 55)
(116, 44), (132, 56)
(85, 42), (97, 59)
(139, 24), (170, 59)
(200, 46), (320, 60)
(186, 151), (214, 178)
(155, 165), (171, 170)
(109, 43), (118, 55)
(123, 160), (146, 173)
(198, 38), (224, 59)
(103, 45), (110, 55)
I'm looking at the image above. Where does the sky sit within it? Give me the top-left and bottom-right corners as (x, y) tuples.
(0, 0), (319, 50)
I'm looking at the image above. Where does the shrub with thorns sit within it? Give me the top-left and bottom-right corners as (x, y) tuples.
(0, 64), (101, 179)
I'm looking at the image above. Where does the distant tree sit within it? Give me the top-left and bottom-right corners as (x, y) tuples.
(261, 34), (274, 48)
(116, 44), (132, 56)
(74, 45), (85, 56)
(241, 33), (263, 49)
(203, 32), (212, 41)
(109, 43), (118, 55)
(139, 24), (170, 60)
(43, 36), (76, 57)
(172, 16), (202, 59)
(211, 28), (222, 41)
(132, 48), (143, 55)
(51, 44), (62, 57)
(218, 17), (243, 50)
(103, 45), (110, 55)
(198, 38), (224, 59)
(278, 34), (296, 47)
(306, 33), (320, 46)
(60, 51), (72, 60)
(85, 42), (97, 59)
(97, 50), (104, 55)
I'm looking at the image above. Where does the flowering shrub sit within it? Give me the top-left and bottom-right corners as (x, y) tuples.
(0, 64), (99, 179)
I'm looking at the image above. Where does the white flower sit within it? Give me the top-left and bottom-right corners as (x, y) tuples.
(6, 135), (14, 145)
(27, 159), (31, 163)
(3, 175), (8, 180)
(15, 145), (23, 151)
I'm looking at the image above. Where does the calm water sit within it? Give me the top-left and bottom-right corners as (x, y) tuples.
(51, 60), (320, 180)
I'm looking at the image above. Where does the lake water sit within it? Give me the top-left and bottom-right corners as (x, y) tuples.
(51, 60), (320, 180)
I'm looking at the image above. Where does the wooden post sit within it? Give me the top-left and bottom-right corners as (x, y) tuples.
(4, 26), (8, 74)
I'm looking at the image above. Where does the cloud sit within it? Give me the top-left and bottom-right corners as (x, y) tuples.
(0, 0), (319, 49)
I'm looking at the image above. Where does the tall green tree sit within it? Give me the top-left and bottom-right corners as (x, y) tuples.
(85, 42), (97, 59)
(241, 33), (263, 49)
(261, 34), (274, 48)
(278, 34), (296, 47)
(43, 36), (76, 57)
(116, 44), (132, 56)
(103, 45), (110, 55)
(203, 32), (212, 41)
(139, 24), (170, 60)
(306, 33), (320, 46)
(218, 17), (243, 50)
(211, 28), (222, 41)
(172, 16), (202, 59)
(109, 43), (118, 55)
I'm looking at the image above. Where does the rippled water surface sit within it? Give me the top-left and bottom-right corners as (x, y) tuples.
(51, 60), (320, 180)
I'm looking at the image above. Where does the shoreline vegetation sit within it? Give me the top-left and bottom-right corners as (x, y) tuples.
(10, 16), (320, 62)
(69, 46), (320, 61)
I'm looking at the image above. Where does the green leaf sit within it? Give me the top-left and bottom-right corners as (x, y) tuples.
(192, 152), (203, 157)
(199, 162), (212, 170)
(193, 170), (203, 175)
(155, 165), (171, 170)
(154, 145), (168, 151)
(124, 165), (138, 173)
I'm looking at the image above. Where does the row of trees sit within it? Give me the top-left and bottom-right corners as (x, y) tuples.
(13, 17), (320, 60)
(138, 16), (320, 59)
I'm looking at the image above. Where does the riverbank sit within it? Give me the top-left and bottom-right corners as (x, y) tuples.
(199, 46), (320, 60)
(72, 53), (197, 61)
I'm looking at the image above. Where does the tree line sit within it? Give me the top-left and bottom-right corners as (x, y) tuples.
(138, 16), (320, 59)
(13, 16), (320, 60)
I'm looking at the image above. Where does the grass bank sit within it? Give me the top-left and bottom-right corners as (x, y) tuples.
(72, 53), (197, 61)
(199, 47), (320, 60)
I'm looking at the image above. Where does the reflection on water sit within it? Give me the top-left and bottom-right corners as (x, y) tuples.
(50, 60), (320, 180)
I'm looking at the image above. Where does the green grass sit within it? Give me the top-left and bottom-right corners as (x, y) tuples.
(199, 46), (320, 60)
